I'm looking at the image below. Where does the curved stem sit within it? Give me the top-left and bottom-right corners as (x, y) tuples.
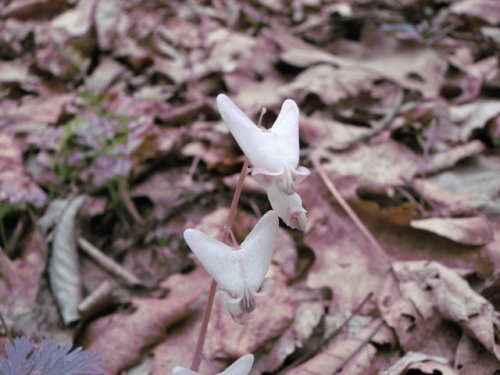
(191, 158), (249, 371)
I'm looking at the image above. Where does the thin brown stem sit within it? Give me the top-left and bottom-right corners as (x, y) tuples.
(311, 156), (390, 264)
(191, 158), (250, 371)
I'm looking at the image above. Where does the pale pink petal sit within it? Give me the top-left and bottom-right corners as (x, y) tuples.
(239, 210), (279, 292)
(219, 354), (254, 375)
(183, 229), (243, 296)
(217, 94), (282, 172)
(267, 183), (307, 231)
(270, 99), (300, 169)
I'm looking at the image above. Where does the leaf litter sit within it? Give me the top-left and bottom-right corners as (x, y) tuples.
(0, 0), (499, 373)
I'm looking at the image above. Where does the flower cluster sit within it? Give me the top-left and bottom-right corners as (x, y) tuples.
(216, 94), (309, 231)
(177, 95), (309, 374)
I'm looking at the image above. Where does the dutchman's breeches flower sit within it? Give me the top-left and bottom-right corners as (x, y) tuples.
(172, 353), (254, 375)
(216, 94), (309, 230)
(183, 211), (279, 323)
(266, 183), (307, 232)
(216, 94), (310, 195)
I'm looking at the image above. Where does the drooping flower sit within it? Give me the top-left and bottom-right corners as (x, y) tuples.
(266, 182), (307, 232)
(216, 94), (310, 195)
(183, 211), (278, 323)
(172, 354), (254, 375)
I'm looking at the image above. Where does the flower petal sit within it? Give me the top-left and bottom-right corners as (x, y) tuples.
(172, 367), (199, 375)
(183, 229), (243, 296)
(217, 94), (282, 172)
(219, 354), (254, 375)
(267, 183), (307, 231)
(271, 99), (300, 169)
(239, 210), (279, 292)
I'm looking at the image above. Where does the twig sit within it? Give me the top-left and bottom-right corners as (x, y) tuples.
(311, 157), (390, 264)
(332, 320), (385, 374)
(77, 237), (142, 287)
(118, 177), (144, 225)
(276, 292), (373, 374)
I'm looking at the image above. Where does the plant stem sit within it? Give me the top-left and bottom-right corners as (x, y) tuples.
(191, 158), (249, 371)
(311, 156), (390, 263)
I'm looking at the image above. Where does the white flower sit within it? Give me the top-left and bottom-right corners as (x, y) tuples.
(172, 354), (254, 375)
(216, 94), (310, 195)
(267, 183), (307, 232)
(183, 211), (279, 323)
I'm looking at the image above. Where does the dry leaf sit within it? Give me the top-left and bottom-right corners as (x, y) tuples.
(300, 173), (389, 312)
(451, 0), (500, 25)
(49, 196), (86, 325)
(280, 64), (377, 105)
(410, 216), (494, 246)
(0, 134), (47, 207)
(394, 261), (500, 360)
(81, 268), (207, 374)
(380, 352), (452, 375)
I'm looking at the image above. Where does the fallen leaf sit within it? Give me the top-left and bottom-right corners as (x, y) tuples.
(454, 332), (500, 374)
(0, 134), (47, 207)
(428, 155), (500, 216)
(300, 173), (390, 312)
(380, 351), (452, 375)
(393, 261), (500, 360)
(81, 268), (206, 374)
(49, 196), (86, 325)
(451, 0), (500, 25)
(449, 100), (500, 141)
(280, 64), (378, 105)
(410, 216), (493, 246)
(287, 318), (387, 375)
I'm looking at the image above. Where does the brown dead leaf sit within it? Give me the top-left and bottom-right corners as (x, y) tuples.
(428, 155), (500, 216)
(49, 196), (86, 325)
(300, 173), (390, 312)
(449, 100), (500, 141)
(131, 169), (215, 221)
(419, 140), (485, 175)
(410, 216), (493, 246)
(206, 280), (295, 358)
(280, 64), (378, 105)
(252, 301), (326, 374)
(49, 0), (97, 52)
(287, 318), (388, 375)
(0, 229), (47, 332)
(94, 0), (122, 51)
(0, 134), (47, 207)
(151, 304), (214, 375)
(81, 267), (206, 374)
(455, 332), (500, 374)
(380, 352), (453, 375)
(393, 261), (500, 360)
(377, 279), (460, 362)
(313, 139), (421, 188)
(300, 116), (373, 151)
(85, 58), (126, 93)
(451, 0), (500, 25)
(1, 0), (68, 19)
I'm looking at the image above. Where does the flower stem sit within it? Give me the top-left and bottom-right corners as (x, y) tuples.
(311, 156), (390, 263)
(191, 158), (250, 371)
